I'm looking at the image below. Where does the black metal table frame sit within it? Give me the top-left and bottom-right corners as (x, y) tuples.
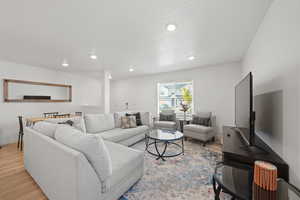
(178, 119), (191, 133)
(145, 135), (184, 161)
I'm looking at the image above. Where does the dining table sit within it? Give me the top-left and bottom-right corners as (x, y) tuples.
(25, 114), (76, 127)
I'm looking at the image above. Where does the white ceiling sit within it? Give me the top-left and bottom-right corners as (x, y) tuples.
(0, 0), (273, 79)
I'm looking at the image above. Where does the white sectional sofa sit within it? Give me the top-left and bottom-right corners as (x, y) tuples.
(24, 112), (151, 200)
(85, 112), (150, 146)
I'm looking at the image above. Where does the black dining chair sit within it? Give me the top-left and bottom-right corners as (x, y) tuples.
(17, 116), (24, 151)
(43, 112), (59, 118)
(75, 112), (83, 116)
(54, 113), (71, 118)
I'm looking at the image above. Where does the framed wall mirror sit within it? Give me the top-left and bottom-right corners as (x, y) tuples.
(3, 79), (72, 102)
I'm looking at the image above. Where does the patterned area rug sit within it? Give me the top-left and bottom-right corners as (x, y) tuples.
(120, 139), (229, 200)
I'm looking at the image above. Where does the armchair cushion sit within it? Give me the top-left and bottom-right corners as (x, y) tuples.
(159, 113), (176, 122)
(191, 115), (210, 127)
(192, 112), (212, 126)
(154, 121), (176, 129)
(184, 124), (214, 134)
(195, 112), (212, 118)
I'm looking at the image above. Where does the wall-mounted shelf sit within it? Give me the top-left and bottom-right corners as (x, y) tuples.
(3, 79), (72, 103)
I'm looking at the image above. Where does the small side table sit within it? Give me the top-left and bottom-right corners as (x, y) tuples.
(213, 163), (300, 200)
(213, 163), (253, 200)
(178, 119), (191, 133)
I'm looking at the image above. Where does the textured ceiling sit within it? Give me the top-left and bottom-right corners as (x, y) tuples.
(0, 0), (273, 79)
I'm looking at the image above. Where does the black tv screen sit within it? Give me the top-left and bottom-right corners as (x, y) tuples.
(235, 72), (254, 145)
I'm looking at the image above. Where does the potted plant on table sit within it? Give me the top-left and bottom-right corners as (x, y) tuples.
(180, 103), (190, 121)
(180, 88), (192, 121)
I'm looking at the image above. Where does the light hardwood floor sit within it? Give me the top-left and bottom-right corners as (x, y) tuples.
(0, 144), (47, 200)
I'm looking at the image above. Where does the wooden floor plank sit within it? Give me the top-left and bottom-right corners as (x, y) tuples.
(0, 144), (47, 200)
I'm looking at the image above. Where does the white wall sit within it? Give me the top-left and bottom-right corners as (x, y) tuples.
(111, 62), (242, 136)
(242, 0), (300, 186)
(0, 60), (103, 145)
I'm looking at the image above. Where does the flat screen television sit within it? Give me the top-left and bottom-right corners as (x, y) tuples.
(235, 72), (255, 146)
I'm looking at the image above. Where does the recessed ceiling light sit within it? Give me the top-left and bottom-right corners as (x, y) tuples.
(62, 60), (69, 67)
(90, 54), (97, 60)
(188, 56), (195, 60)
(129, 68), (134, 72)
(167, 24), (177, 32)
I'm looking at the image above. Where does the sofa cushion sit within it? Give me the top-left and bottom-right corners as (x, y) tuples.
(184, 124), (214, 134)
(98, 126), (149, 143)
(121, 116), (137, 129)
(115, 111), (151, 128)
(54, 125), (112, 192)
(85, 114), (115, 133)
(154, 121), (176, 129)
(33, 121), (58, 138)
(46, 116), (87, 133)
(104, 141), (144, 189)
(195, 112), (212, 118)
(159, 113), (176, 122)
(191, 115), (210, 127)
(126, 112), (142, 126)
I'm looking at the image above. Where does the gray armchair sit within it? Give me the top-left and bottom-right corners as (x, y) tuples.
(153, 110), (177, 130)
(183, 112), (216, 146)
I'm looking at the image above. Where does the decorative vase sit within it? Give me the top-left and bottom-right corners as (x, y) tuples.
(254, 161), (278, 191)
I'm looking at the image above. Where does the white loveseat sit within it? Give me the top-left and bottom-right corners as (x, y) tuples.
(24, 112), (151, 200)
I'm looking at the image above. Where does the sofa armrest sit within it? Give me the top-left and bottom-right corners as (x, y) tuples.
(24, 128), (102, 200)
(139, 112), (152, 127)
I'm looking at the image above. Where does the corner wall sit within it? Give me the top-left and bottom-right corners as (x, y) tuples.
(0, 60), (103, 145)
(242, 0), (300, 186)
(111, 62), (242, 136)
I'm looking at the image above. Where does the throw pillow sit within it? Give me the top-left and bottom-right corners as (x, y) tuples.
(113, 112), (126, 128)
(58, 120), (74, 126)
(54, 125), (112, 193)
(192, 115), (211, 127)
(160, 113), (175, 122)
(121, 116), (137, 129)
(126, 112), (142, 126)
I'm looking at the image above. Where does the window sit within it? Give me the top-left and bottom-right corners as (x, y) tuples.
(157, 81), (193, 117)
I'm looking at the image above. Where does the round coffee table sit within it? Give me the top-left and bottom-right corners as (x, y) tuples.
(145, 129), (184, 161)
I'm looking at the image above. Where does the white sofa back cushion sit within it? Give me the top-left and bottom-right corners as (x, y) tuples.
(46, 117), (87, 133)
(140, 112), (151, 127)
(84, 114), (115, 133)
(33, 121), (58, 138)
(54, 125), (112, 192)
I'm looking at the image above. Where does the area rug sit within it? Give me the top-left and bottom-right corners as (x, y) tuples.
(119, 139), (229, 200)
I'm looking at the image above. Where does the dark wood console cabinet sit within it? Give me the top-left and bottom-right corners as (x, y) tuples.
(222, 126), (289, 182)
